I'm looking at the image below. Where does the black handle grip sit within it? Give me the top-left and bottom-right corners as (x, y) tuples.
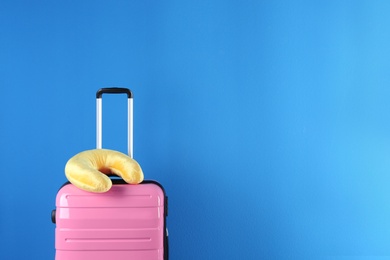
(96, 87), (133, 98)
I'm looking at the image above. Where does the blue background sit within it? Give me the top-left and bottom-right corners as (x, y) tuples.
(1, 0), (390, 259)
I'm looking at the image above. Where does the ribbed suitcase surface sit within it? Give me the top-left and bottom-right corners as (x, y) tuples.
(54, 181), (167, 260)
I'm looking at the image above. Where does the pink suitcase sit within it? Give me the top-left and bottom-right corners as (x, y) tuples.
(52, 88), (168, 260)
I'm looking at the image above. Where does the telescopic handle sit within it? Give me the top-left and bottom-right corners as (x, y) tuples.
(96, 88), (133, 98)
(96, 87), (133, 158)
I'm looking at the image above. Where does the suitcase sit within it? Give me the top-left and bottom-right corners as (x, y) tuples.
(52, 88), (169, 260)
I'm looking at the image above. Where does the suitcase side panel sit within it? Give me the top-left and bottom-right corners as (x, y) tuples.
(55, 182), (166, 260)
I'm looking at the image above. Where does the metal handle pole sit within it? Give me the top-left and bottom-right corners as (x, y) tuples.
(96, 87), (133, 158)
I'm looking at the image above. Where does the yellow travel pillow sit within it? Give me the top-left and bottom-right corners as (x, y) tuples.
(65, 149), (144, 193)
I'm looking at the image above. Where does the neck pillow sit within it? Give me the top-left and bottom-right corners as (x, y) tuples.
(65, 149), (144, 193)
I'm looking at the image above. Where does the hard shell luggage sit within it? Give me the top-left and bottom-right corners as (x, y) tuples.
(52, 88), (168, 260)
